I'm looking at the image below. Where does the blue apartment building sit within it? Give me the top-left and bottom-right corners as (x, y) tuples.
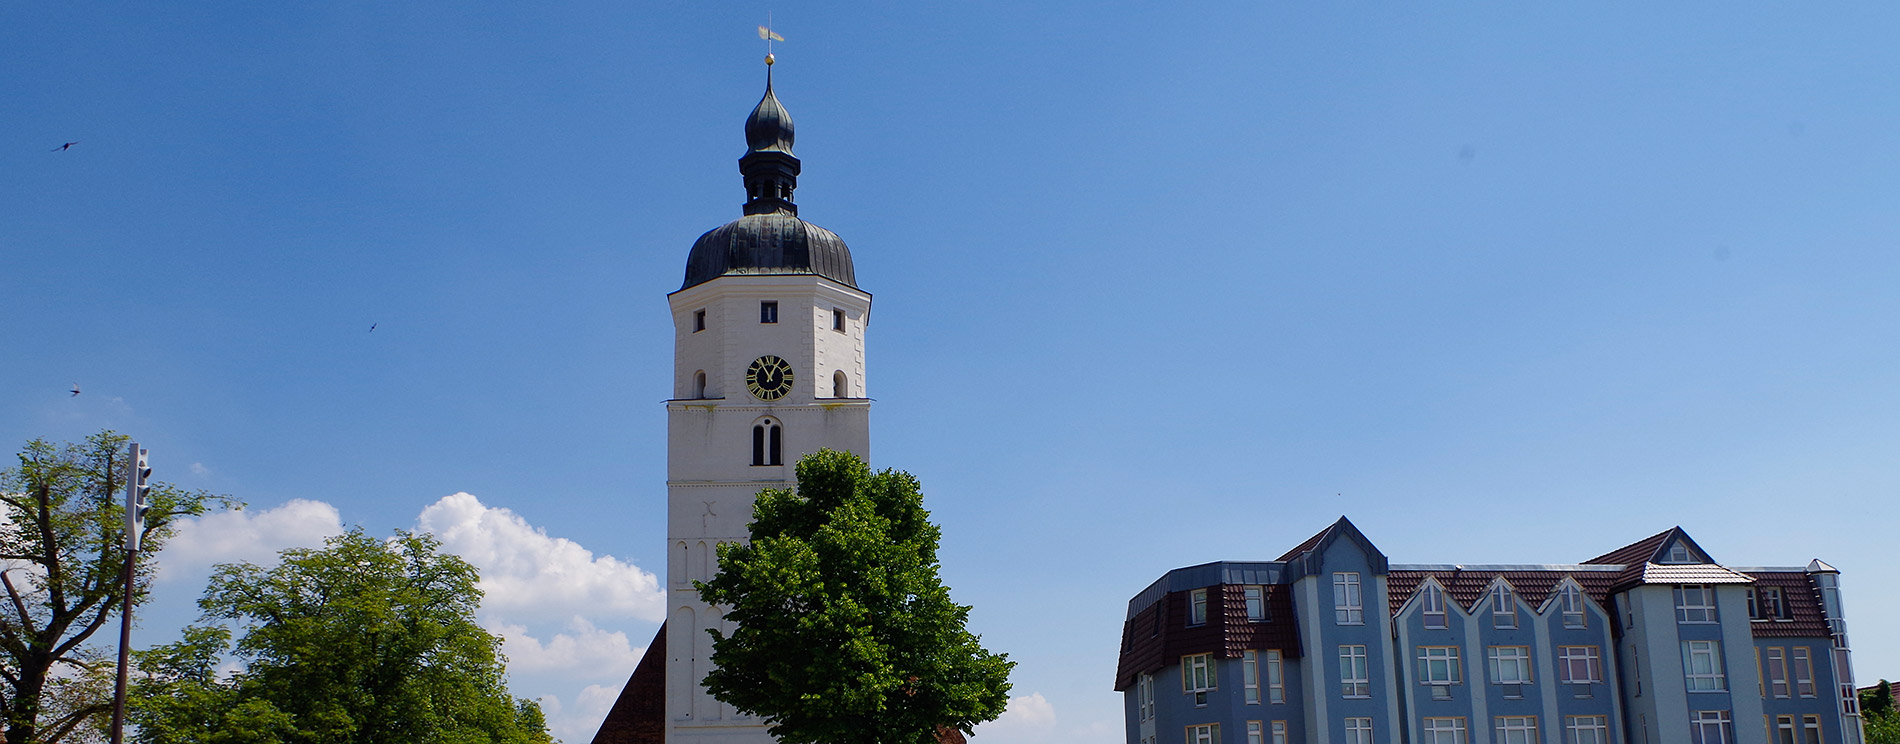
(1116, 518), (1865, 744)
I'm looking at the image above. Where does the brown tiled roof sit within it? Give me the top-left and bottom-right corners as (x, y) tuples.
(591, 624), (666, 744)
(1116, 584), (1302, 690)
(589, 623), (970, 744)
(1385, 569), (1618, 617)
(1276, 524), (1330, 562)
(1745, 571), (1832, 638)
(1583, 527), (1677, 566)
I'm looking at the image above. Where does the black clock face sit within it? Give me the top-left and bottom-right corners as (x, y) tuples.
(745, 355), (795, 401)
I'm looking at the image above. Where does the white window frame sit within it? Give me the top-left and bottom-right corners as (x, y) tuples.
(1664, 542), (1694, 563)
(1565, 715), (1609, 744)
(1190, 588), (1209, 626)
(1802, 715), (1821, 744)
(1489, 646), (1533, 685)
(1683, 640), (1726, 692)
(1340, 645), (1370, 698)
(1792, 647), (1817, 697)
(1423, 716), (1469, 744)
(1766, 646), (1790, 698)
(1775, 715), (1797, 744)
(1690, 710), (1733, 744)
(1422, 585), (1448, 629)
(1270, 720), (1288, 744)
(1496, 716), (1538, 744)
(1246, 720), (1263, 744)
(1138, 673), (1155, 722)
(1243, 650), (1260, 704)
(1492, 584), (1518, 628)
(1418, 645), (1463, 686)
(1558, 645), (1602, 684)
(1264, 650), (1285, 703)
(1184, 653), (1216, 696)
(1188, 723), (1220, 744)
(1560, 585), (1587, 628)
(1675, 585), (1718, 624)
(1334, 572), (1364, 625)
(1244, 585), (1267, 621)
(1344, 717), (1373, 744)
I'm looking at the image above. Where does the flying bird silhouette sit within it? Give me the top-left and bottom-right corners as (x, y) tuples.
(70, 384), (81, 397)
(369, 322), (377, 333)
(52, 142), (78, 152)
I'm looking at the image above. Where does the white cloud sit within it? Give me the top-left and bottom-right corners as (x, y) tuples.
(415, 492), (665, 624)
(970, 693), (1059, 743)
(189, 462), (211, 476)
(542, 683), (625, 743)
(492, 616), (644, 678)
(158, 499), (343, 582)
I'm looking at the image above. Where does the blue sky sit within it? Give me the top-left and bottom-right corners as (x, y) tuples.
(5, 3), (1898, 741)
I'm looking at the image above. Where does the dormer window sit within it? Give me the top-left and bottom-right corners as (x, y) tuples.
(1244, 585), (1267, 621)
(1188, 588), (1208, 626)
(1492, 584), (1518, 629)
(1422, 585), (1448, 629)
(1663, 542), (1696, 564)
(760, 301), (779, 324)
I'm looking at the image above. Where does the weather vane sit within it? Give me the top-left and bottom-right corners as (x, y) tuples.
(757, 16), (783, 66)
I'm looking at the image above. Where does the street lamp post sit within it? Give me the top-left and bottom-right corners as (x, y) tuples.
(108, 442), (149, 744)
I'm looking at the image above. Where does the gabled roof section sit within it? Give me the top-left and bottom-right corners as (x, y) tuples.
(1386, 567), (1619, 616)
(1276, 516), (1388, 574)
(1583, 526), (1716, 567)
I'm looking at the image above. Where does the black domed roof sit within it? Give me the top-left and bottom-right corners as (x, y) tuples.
(745, 82), (794, 154)
(682, 212), (855, 290)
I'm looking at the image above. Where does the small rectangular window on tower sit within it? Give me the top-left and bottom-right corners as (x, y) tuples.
(693, 309), (706, 332)
(760, 301), (778, 324)
(832, 308), (846, 332)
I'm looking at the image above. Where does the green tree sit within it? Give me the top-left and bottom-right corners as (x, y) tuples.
(1867, 679), (1895, 719)
(0, 432), (232, 744)
(695, 450), (1012, 744)
(128, 529), (552, 744)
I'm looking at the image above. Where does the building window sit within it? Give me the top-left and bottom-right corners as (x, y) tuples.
(1766, 647), (1790, 698)
(1683, 640), (1726, 692)
(1264, 650), (1285, 703)
(1565, 715), (1609, 744)
(1559, 585), (1586, 628)
(1675, 585), (1718, 623)
(1189, 589), (1208, 626)
(1244, 585), (1267, 621)
(1137, 673), (1155, 722)
(751, 419), (782, 466)
(1774, 715), (1796, 744)
(1792, 647), (1816, 697)
(1492, 584), (1518, 629)
(1183, 653), (1215, 706)
(1802, 715), (1821, 744)
(693, 309), (706, 332)
(1489, 646), (1532, 685)
(1423, 717), (1468, 744)
(832, 370), (848, 398)
(1343, 718), (1373, 744)
(1558, 646), (1602, 684)
(1270, 721), (1287, 744)
(1664, 542), (1695, 563)
(692, 370), (707, 399)
(1246, 721), (1262, 744)
(1334, 572), (1363, 625)
(832, 308), (846, 331)
(1690, 711), (1733, 744)
(1419, 646), (1463, 687)
(760, 301), (778, 324)
(1495, 716), (1538, 744)
(1187, 723), (1220, 744)
(1422, 585), (1448, 629)
(1243, 650), (1260, 704)
(1339, 645), (1370, 698)
(1754, 587), (1786, 620)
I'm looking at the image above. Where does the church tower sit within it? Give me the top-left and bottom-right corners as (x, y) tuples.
(662, 57), (871, 744)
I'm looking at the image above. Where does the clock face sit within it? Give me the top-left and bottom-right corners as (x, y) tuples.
(744, 355), (796, 401)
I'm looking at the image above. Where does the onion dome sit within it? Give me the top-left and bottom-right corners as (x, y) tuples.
(681, 61), (856, 291)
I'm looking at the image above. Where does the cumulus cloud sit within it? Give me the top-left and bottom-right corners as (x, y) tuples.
(189, 462), (211, 476)
(158, 499), (343, 582)
(970, 693), (1059, 742)
(540, 683), (625, 743)
(492, 617), (644, 678)
(416, 492), (665, 624)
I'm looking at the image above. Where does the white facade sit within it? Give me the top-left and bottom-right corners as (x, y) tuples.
(663, 272), (872, 744)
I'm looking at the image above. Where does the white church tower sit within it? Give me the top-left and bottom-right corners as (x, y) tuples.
(662, 56), (871, 744)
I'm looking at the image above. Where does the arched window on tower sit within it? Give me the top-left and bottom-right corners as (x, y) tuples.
(832, 370), (848, 398)
(751, 418), (782, 466)
(692, 371), (707, 399)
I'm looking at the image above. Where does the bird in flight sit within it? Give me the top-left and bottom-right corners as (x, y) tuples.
(369, 322), (378, 333)
(70, 383), (81, 397)
(52, 142), (79, 152)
